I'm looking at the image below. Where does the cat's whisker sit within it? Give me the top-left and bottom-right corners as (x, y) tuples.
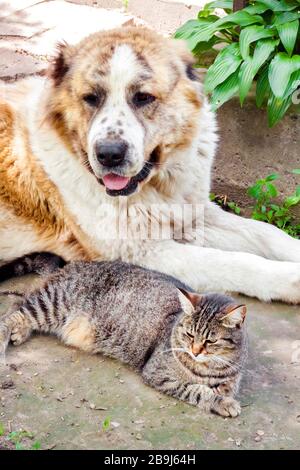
(161, 347), (187, 354)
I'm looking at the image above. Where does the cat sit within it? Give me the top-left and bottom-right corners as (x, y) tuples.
(0, 259), (247, 417)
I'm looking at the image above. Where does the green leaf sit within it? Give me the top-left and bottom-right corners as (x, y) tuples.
(248, 183), (262, 199)
(0, 423), (4, 436)
(204, 0), (233, 9)
(175, 18), (217, 39)
(213, 10), (264, 28)
(266, 182), (278, 197)
(256, 64), (271, 107)
(274, 11), (300, 24)
(266, 173), (279, 181)
(268, 52), (300, 97)
(282, 68), (300, 99)
(31, 441), (41, 450)
(267, 89), (292, 126)
(192, 35), (221, 55)
(276, 20), (299, 56)
(239, 25), (275, 59)
(239, 39), (278, 104)
(205, 43), (242, 93)
(292, 169), (300, 174)
(279, 0), (300, 10)
(285, 195), (300, 206)
(257, 0), (288, 11)
(244, 2), (270, 14)
(102, 417), (111, 431)
(210, 69), (240, 110)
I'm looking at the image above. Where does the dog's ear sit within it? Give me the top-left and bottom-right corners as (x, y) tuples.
(49, 42), (74, 86)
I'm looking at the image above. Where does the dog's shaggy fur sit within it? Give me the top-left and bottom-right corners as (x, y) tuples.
(1, 27), (300, 302)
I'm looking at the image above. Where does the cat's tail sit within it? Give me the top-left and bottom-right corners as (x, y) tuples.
(0, 252), (66, 283)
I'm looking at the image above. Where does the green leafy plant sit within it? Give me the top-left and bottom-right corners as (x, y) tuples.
(247, 170), (300, 237)
(175, 0), (300, 126)
(210, 192), (242, 213)
(3, 429), (41, 450)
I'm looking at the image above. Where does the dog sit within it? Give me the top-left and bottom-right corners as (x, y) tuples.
(0, 27), (300, 303)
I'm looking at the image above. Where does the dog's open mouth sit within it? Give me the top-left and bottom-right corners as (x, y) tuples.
(100, 148), (159, 197)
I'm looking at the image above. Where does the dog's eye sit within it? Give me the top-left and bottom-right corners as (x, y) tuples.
(83, 93), (100, 107)
(133, 92), (156, 108)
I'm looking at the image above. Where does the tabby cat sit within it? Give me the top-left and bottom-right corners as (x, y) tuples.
(0, 259), (247, 417)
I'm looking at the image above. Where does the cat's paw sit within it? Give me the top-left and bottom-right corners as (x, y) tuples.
(10, 324), (31, 345)
(213, 396), (241, 418)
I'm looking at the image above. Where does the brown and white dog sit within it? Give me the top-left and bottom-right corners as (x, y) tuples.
(0, 27), (300, 303)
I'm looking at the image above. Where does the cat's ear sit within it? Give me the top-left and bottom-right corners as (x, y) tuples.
(220, 304), (246, 328)
(178, 288), (202, 309)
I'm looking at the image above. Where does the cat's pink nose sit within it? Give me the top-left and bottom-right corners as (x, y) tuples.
(192, 343), (206, 356)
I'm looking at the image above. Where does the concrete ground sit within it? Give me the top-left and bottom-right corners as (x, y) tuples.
(0, 274), (300, 450)
(0, 0), (300, 451)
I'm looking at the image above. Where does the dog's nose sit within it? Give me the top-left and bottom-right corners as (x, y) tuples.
(95, 140), (128, 168)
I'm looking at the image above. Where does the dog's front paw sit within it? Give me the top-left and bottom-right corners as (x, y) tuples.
(212, 396), (241, 418)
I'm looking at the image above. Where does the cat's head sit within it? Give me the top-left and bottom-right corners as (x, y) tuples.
(172, 291), (246, 369)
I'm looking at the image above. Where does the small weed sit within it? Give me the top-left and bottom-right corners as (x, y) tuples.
(0, 426), (41, 450)
(102, 416), (111, 432)
(210, 193), (241, 215)
(123, 0), (129, 9)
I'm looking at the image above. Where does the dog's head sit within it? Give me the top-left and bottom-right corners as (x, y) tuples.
(47, 27), (203, 197)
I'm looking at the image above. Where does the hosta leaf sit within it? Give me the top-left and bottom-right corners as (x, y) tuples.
(204, 43), (242, 92)
(174, 18), (216, 40)
(204, 0), (233, 9)
(239, 39), (278, 104)
(239, 25), (275, 59)
(276, 19), (299, 55)
(192, 36), (221, 55)
(256, 65), (271, 107)
(274, 11), (300, 24)
(253, 38), (279, 68)
(282, 68), (300, 100)
(210, 69), (240, 110)
(267, 90), (292, 126)
(213, 10), (264, 29)
(258, 0), (288, 11)
(279, 0), (300, 10)
(244, 2), (270, 14)
(268, 52), (300, 97)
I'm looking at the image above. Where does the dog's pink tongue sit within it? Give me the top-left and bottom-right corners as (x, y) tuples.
(102, 174), (130, 190)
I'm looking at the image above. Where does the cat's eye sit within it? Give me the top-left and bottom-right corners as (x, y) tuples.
(205, 339), (217, 345)
(133, 92), (156, 108)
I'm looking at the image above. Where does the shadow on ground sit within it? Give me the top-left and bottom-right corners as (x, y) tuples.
(0, 275), (299, 450)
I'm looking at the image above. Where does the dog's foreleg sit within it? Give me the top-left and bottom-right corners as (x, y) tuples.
(202, 202), (300, 262)
(132, 240), (300, 303)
